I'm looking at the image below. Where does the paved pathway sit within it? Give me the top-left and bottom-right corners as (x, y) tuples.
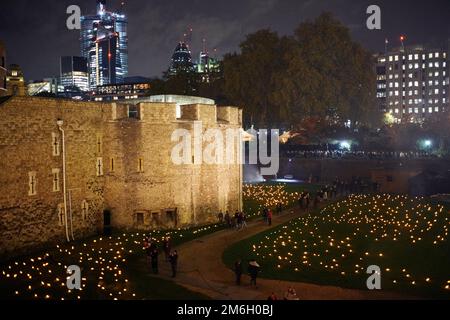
(153, 207), (417, 300)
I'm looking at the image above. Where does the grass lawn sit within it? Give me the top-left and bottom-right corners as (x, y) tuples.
(224, 194), (450, 298)
(0, 224), (226, 300)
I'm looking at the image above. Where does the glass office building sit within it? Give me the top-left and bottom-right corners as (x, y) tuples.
(60, 56), (89, 92)
(80, 0), (128, 89)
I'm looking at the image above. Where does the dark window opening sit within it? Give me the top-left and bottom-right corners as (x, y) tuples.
(165, 209), (178, 227)
(136, 212), (144, 225)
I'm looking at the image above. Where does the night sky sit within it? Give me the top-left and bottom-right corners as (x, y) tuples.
(0, 0), (449, 81)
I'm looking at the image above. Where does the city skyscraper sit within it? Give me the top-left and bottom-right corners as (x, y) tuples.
(80, 0), (128, 89)
(60, 56), (89, 92)
(168, 40), (222, 83)
(169, 42), (194, 75)
(196, 50), (221, 83)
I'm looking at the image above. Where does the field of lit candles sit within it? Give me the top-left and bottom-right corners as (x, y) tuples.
(243, 183), (320, 218)
(0, 224), (223, 300)
(224, 194), (450, 297)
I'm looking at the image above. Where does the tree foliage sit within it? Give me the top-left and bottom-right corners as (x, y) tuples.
(223, 12), (378, 128)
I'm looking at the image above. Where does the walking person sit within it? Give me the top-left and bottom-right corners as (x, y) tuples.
(234, 211), (240, 229)
(248, 259), (260, 287)
(305, 192), (310, 210)
(218, 211), (224, 223)
(262, 208), (268, 224)
(298, 193), (304, 209)
(234, 259), (243, 285)
(162, 236), (172, 262)
(225, 211), (231, 228)
(276, 203), (282, 215)
(241, 213), (248, 229)
(267, 209), (273, 226)
(169, 250), (179, 278)
(236, 211), (243, 230)
(144, 237), (151, 266)
(151, 247), (159, 274)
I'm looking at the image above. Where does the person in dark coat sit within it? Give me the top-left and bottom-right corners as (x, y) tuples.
(225, 211), (231, 228)
(305, 192), (310, 209)
(163, 237), (172, 262)
(267, 210), (273, 226)
(276, 203), (282, 215)
(262, 207), (268, 223)
(234, 211), (240, 229)
(144, 238), (151, 265)
(234, 259), (243, 285)
(237, 212), (243, 230)
(248, 260), (260, 286)
(298, 193), (304, 208)
(151, 248), (159, 274)
(218, 211), (224, 223)
(169, 250), (179, 278)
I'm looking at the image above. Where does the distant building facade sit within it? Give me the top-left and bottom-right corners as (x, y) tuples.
(375, 45), (449, 123)
(92, 82), (151, 101)
(28, 78), (61, 96)
(81, 0), (128, 88)
(6, 64), (26, 96)
(196, 51), (221, 83)
(0, 96), (243, 257)
(60, 56), (89, 92)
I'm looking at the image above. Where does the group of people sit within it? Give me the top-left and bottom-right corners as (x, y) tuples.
(233, 258), (300, 300)
(297, 177), (377, 211)
(143, 236), (179, 278)
(284, 149), (439, 160)
(261, 208), (274, 226)
(218, 210), (248, 230)
(234, 259), (261, 287)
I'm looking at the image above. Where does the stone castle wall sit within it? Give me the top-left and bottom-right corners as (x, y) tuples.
(0, 96), (242, 258)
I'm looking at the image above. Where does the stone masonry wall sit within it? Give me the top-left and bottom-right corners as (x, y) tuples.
(0, 96), (243, 258)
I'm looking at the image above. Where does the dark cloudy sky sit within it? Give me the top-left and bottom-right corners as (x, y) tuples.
(0, 0), (449, 81)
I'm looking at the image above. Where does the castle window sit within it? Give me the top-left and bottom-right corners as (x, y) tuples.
(58, 204), (65, 226)
(28, 172), (37, 196)
(151, 212), (160, 225)
(96, 158), (104, 176)
(52, 168), (60, 192)
(81, 200), (89, 220)
(138, 158), (144, 173)
(52, 133), (60, 156)
(135, 212), (144, 225)
(96, 134), (103, 154)
(110, 157), (115, 172)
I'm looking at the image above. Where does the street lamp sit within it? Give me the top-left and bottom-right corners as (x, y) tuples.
(339, 140), (351, 150)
